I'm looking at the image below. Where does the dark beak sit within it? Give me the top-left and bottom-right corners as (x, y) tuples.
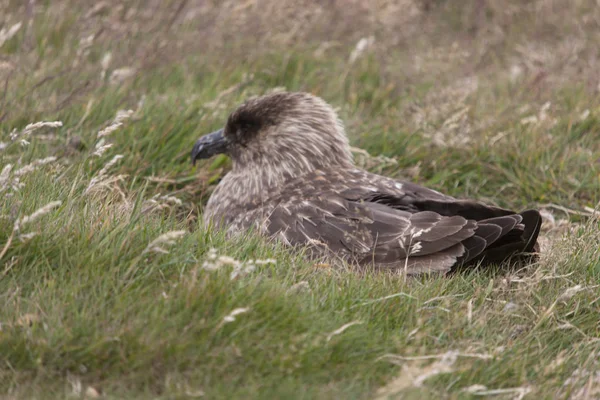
(191, 129), (228, 165)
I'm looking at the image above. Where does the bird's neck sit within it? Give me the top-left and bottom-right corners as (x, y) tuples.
(203, 162), (303, 225)
(203, 153), (353, 226)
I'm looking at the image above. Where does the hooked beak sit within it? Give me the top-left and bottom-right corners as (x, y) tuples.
(191, 129), (228, 165)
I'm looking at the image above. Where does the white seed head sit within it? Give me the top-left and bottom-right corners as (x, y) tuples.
(142, 230), (186, 254)
(15, 201), (62, 231)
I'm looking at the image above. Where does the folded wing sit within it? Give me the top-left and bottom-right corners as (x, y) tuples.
(265, 189), (540, 274)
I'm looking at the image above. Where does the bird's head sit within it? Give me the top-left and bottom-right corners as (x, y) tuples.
(191, 92), (353, 175)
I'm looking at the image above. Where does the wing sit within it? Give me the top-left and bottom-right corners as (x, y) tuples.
(343, 170), (518, 220)
(342, 172), (542, 265)
(264, 192), (517, 274)
(253, 169), (540, 274)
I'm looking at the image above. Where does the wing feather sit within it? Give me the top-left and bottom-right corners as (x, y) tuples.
(266, 193), (481, 274)
(258, 170), (541, 274)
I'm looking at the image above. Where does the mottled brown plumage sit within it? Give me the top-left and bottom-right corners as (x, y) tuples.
(191, 91), (541, 274)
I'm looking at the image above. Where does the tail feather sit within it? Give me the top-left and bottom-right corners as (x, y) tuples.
(456, 209), (542, 269)
(520, 209), (542, 253)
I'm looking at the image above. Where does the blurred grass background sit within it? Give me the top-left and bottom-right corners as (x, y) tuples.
(1, 0), (600, 398)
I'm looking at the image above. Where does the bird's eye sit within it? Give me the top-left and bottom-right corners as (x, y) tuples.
(237, 128), (249, 147)
(236, 121), (261, 142)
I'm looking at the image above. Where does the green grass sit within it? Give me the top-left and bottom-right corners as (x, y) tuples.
(2, 1), (600, 398)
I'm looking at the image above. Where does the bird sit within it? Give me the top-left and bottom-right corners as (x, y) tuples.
(191, 91), (541, 275)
